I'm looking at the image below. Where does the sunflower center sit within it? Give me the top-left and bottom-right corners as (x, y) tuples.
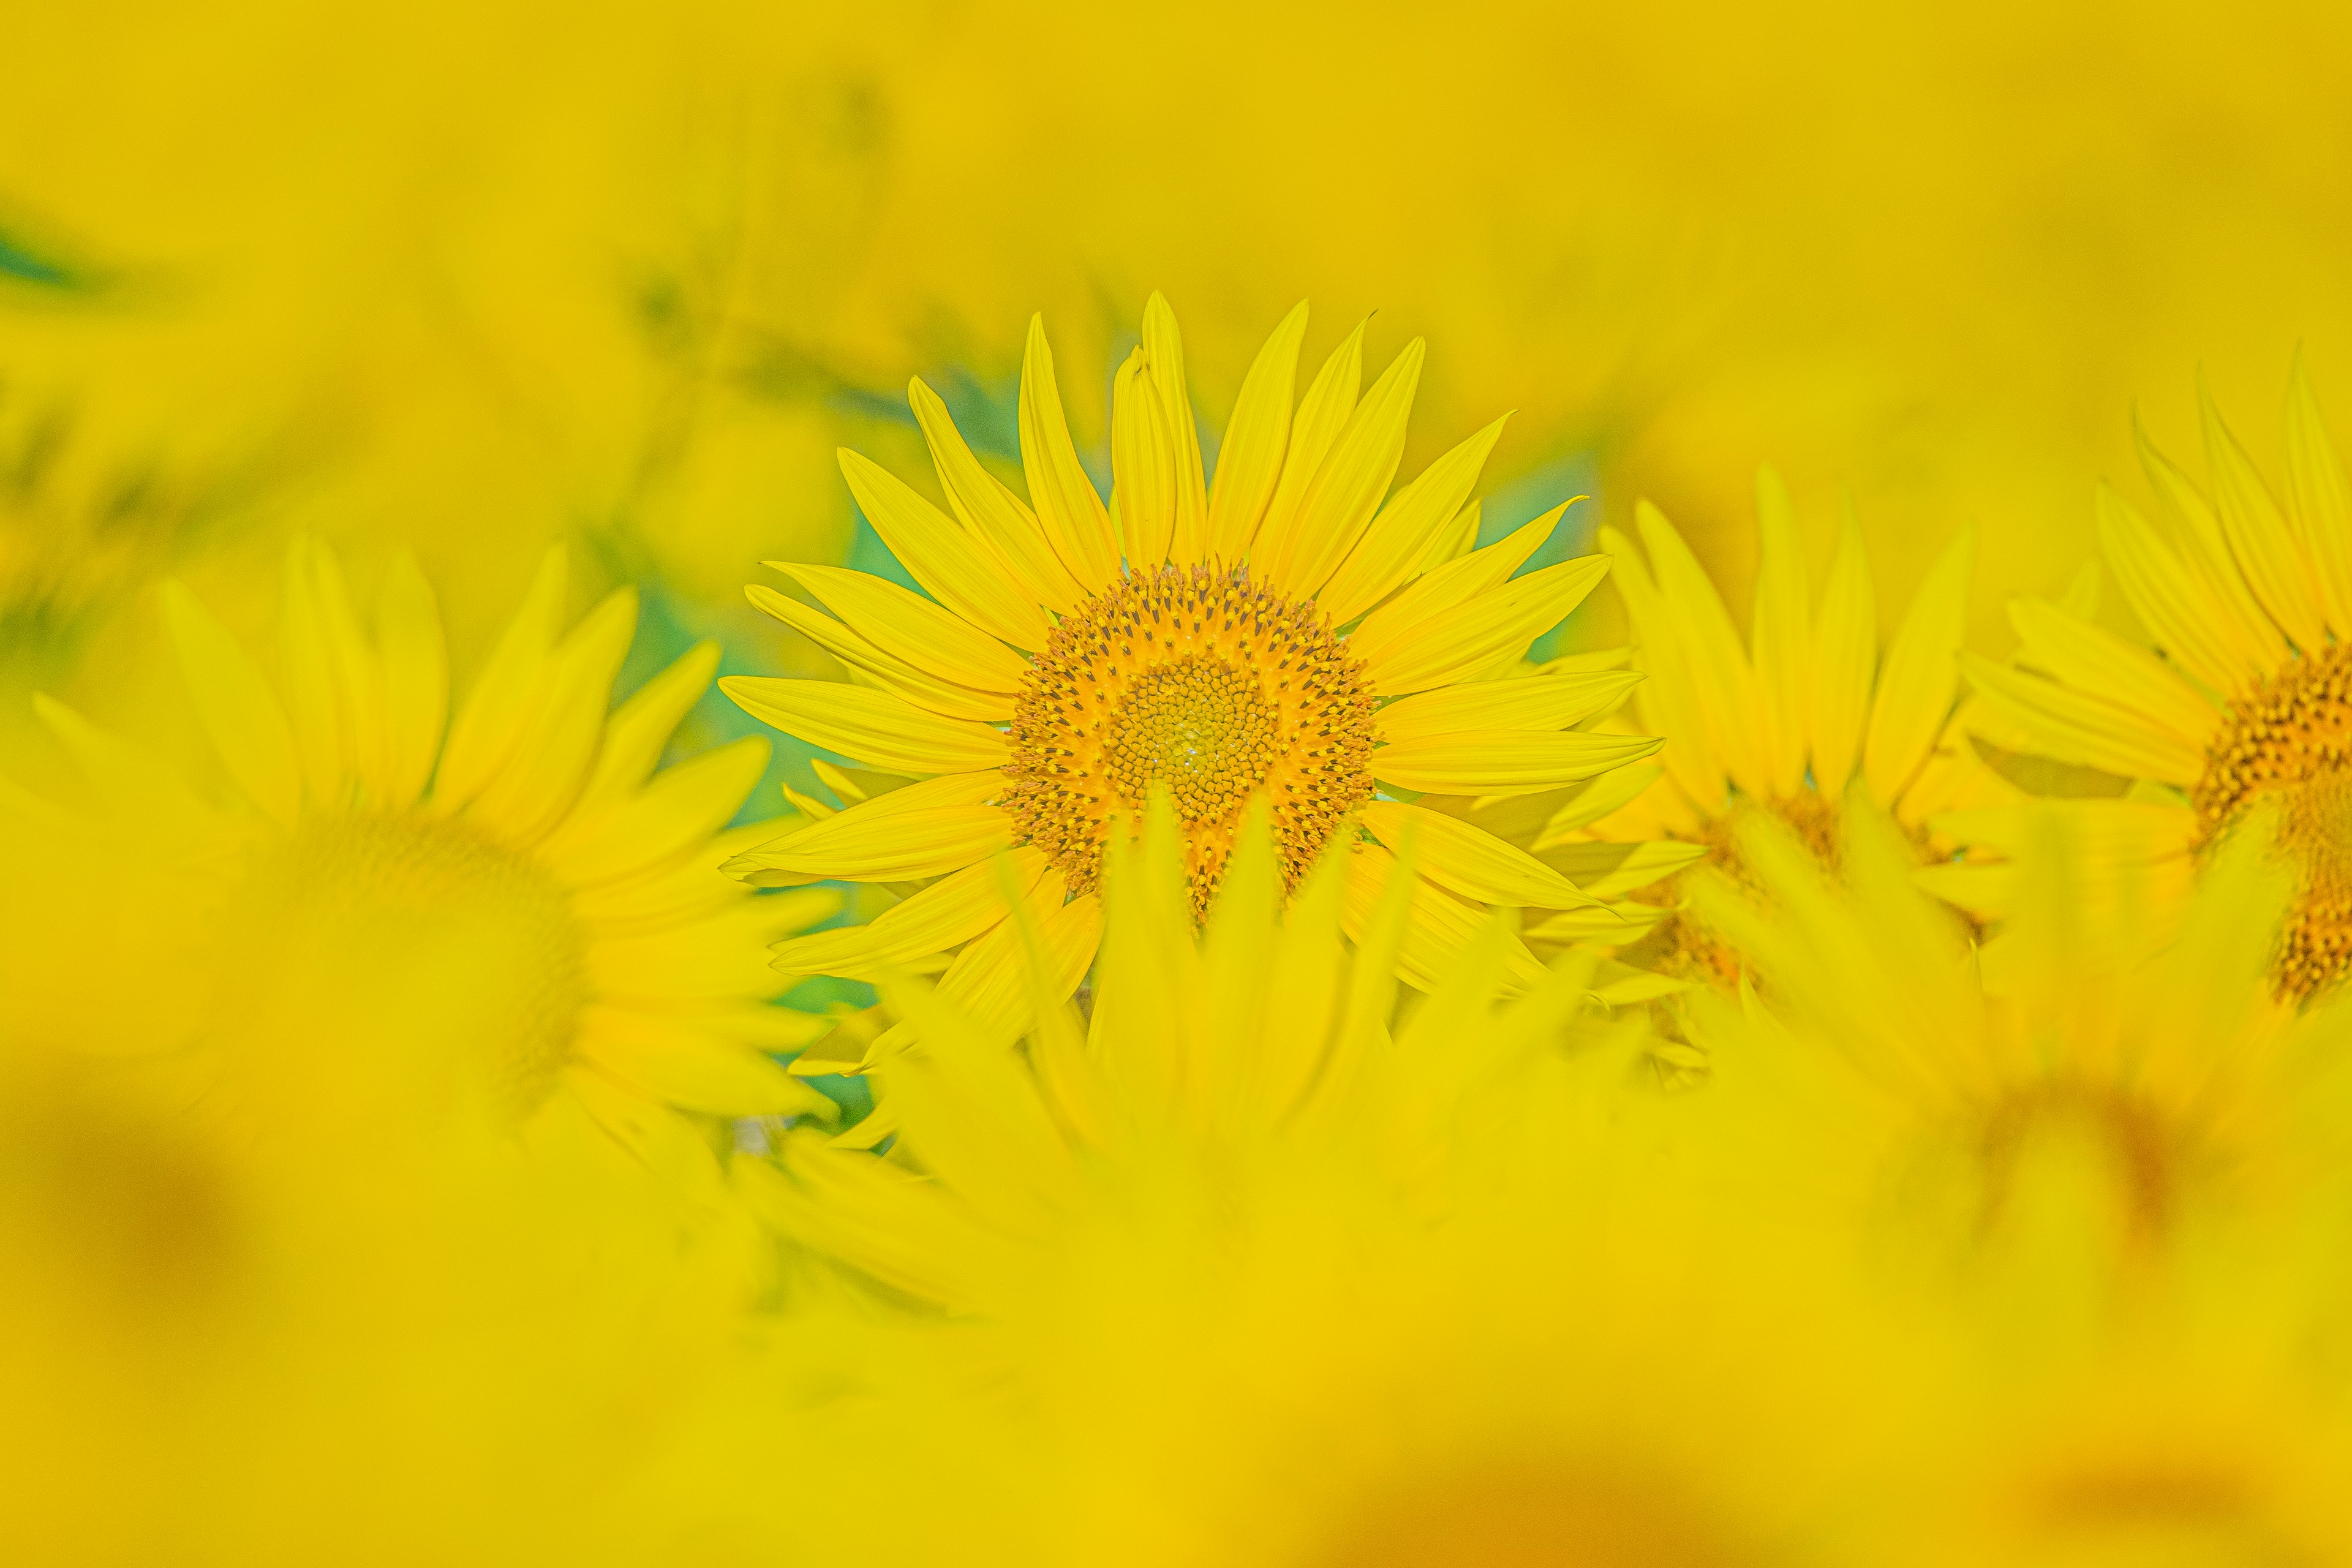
(1003, 562), (1377, 916)
(221, 814), (587, 1118)
(2193, 644), (2352, 1000)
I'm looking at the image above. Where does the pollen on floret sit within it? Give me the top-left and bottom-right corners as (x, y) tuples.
(2193, 643), (2352, 1000)
(1001, 561), (1377, 918)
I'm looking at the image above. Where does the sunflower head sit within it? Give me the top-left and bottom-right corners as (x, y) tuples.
(726, 293), (1663, 1022)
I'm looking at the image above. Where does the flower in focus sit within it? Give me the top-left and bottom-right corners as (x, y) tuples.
(11, 539), (837, 1191)
(720, 295), (1661, 1046)
(1961, 363), (2352, 1002)
(1579, 469), (2005, 984)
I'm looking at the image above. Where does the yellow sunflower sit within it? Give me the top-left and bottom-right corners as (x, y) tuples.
(1577, 467), (2006, 982)
(1959, 361), (2352, 1002)
(14, 538), (837, 1190)
(1681, 799), (2352, 1564)
(721, 294), (1660, 1052)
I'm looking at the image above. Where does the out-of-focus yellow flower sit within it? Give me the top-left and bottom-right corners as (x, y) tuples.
(720, 296), (1662, 1028)
(9, 539), (838, 1194)
(1679, 800), (2352, 1561)
(1541, 470), (2008, 986)
(715, 804), (1935, 1567)
(1958, 366), (2352, 1000)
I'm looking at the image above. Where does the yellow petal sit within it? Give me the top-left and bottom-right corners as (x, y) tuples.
(2006, 598), (2218, 754)
(747, 586), (1012, 723)
(434, 546), (566, 815)
(377, 549), (448, 812)
(1251, 319), (1365, 580)
(1018, 315), (1120, 592)
(1418, 500), (1483, 573)
(1376, 669), (1641, 743)
(2136, 413), (2289, 676)
(1749, 466), (1811, 798)
(1602, 524), (1724, 812)
(723, 772), (1009, 883)
(1142, 292), (1210, 563)
(1267, 337), (1425, 597)
(570, 640), (721, 820)
(2286, 349), (2352, 636)
(769, 562), (1028, 694)
(1522, 902), (1675, 946)
(771, 848), (1051, 978)
(1808, 503), (1876, 804)
(2200, 374), (2324, 650)
(161, 579), (303, 827)
(1317, 410), (1509, 626)
(1362, 801), (1599, 908)
(1537, 839), (1708, 899)
(1350, 505), (1560, 670)
(1341, 844), (1548, 998)
(1861, 526), (1973, 805)
(721, 676), (1009, 775)
(1359, 545), (1607, 696)
(278, 537), (377, 810)
(560, 1065), (725, 1205)
(539, 735), (770, 889)
(2095, 485), (2252, 699)
(1635, 500), (1765, 797)
(1204, 300), (1308, 561)
(1529, 762), (1668, 846)
(839, 448), (1047, 650)
(1109, 346), (1177, 569)
(1961, 655), (2206, 785)
(465, 587), (637, 844)
(577, 1006), (831, 1118)
(908, 375), (1084, 611)
(1372, 728), (1662, 797)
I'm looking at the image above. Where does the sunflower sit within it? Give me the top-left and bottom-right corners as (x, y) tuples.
(1958, 361), (2352, 1003)
(15, 538), (837, 1189)
(1681, 799), (2352, 1564)
(719, 811), (1925, 1568)
(1575, 467), (2007, 983)
(720, 295), (1660, 1049)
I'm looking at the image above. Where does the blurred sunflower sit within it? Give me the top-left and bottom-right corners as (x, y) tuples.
(1960, 364), (2352, 1001)
(15, 538), (835, 1186)
(1566, 469), (2007, 984)
(720, 295), (1662, 1031)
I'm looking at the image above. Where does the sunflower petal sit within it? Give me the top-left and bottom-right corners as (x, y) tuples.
(2200, 375), (2324, 650)
(1807, 504), (1876, 804)
(1360, 545), (1608, 696)
(1602, 526), (1724, 812)
(1961, 654), (2207, 785)
(1537, 839), (1709, 899)
(1143, 292), (1210, 563)
(1862, 527), (1973, 805)
(162, 580), (303, 827)
(748, 586), (1012, 723)
(839, 448), (1047, 650)
(2006, 598), (2218, 755)
(723, 772), (1009, 883)
(2094, 485), (2254, 699)
(377, 551), (448, 811)
(434, 546), (566, 815)
(466, 587), (637, 843)
(1376, 669), (1641, 742)
(1319, 411), (1509, 625)
(1270, 338), (1425, 597)
(1205, 300), (1308, 561)
(909, 377), (1085, 611)
(1635, 500), (1765, 797)
(1351, 506), (1561, 669)
(1251, 320), (1365, 579)
(1019, 315), (1120, 592)
(2136, 413), (2289, 676)
(771, 848), (1050, 978)
(540, 735), (770, 888)
(1341, 844), (1548, 998)
(721, 676), (1009, 775)
(578, 1006), (831, 1118)
(1750, 467), (1811, 798)
(2288, 351), (2352, 636)
(1372, 728), (1662, 797)
(1362, 801), (1600, 908)
(1110, 347), (1178, 569)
